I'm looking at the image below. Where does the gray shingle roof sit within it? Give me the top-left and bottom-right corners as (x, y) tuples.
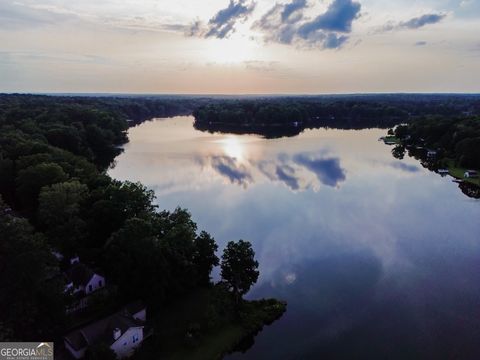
(64, 303), (146, 351)
(67, 263), (95, 287)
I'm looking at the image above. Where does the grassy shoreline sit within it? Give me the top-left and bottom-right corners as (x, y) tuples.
(443, 159), (480, 186)
(381, 135), (401, 145)
(134, 287), (287, 360)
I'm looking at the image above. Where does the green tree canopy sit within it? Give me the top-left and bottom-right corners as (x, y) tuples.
(193, 231), (219, 286)
(220, 240), (259, 302)
(38, 180), (89, 255)
(105, 217), (169, 303)
(16, 162), (68, 210)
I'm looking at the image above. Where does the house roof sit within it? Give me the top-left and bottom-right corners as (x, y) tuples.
(125, 300), (145, 316)
(67, 263), (97, 287)
(64, 305), (146, 351)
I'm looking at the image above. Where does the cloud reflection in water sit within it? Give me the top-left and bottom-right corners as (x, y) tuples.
(293, 153), (347, 188)
(197, 155), (253, 187)
(203, 151), (347, 191)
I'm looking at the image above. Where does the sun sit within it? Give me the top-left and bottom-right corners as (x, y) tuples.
(205, 36), (257, 64)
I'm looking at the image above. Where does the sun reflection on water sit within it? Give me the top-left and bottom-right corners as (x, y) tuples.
(216, 136), (246, 161)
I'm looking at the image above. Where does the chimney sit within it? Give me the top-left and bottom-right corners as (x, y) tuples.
(113, 328), (122, 341)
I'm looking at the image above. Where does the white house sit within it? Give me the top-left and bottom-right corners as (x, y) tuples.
(65, 259), (106, 296)
(64, 258), (106, 313)
(64, 302), (148, 359)
(464, 170), (478, 178)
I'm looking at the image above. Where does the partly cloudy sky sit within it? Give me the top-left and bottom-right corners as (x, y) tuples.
(0, 0), (479, 93)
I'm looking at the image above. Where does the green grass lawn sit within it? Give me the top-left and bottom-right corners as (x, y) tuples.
(382, 135), (400, 144)
(444, 159), (480, 186)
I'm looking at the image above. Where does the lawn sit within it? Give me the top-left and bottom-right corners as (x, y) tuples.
(133, 286), (286, 360)
(382, 135), (400, 144)
(444, 159), (480, 186)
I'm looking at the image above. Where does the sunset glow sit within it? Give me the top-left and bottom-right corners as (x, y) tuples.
(0, 0), (479, 93)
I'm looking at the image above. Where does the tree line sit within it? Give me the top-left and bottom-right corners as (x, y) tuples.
(193, 95), (480, 137)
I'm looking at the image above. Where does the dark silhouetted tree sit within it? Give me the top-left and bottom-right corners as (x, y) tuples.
(193, 231), (219, 286)
(221, 240), (259, 303)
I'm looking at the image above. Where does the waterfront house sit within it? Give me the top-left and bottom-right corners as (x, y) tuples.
(64, 302), (148, 359)
(464, 170), (479, 178)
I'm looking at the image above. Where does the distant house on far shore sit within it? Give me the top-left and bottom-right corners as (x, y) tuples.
(64, 302), (148, 359)
(464, 170), (479, 178)
(427, 150), (437, 159)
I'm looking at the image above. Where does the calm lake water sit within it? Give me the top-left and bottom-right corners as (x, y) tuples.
(110, 116), (480, 360)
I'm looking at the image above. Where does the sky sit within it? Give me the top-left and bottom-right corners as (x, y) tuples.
(0, 0), (479, 94)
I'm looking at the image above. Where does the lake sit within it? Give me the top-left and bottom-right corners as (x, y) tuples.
(109, 116), (480, 359)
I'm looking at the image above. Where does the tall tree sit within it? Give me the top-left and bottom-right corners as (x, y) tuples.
(105, 218), (169, 303)
(220, 240), (259, 303)
(193, 231), (219, 286)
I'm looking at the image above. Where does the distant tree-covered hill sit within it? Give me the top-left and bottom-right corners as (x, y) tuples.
(193, 94), (480, 137)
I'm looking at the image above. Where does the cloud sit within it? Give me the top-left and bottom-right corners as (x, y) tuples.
(255, 4), (299, 44)
(0, 1), (188, 35)
(189, 0), (256, 39)
(255, 0), (361, 49)
(281, 0), (307, 23)
(323, 33), (349, 49)
(381, 13), (446, 33)
(0, 51), (111, 65)
(257, 151), (346, 190)
(276, 164), (301, 190)
(297, 0), (361, 35)
(186, 20), (202, 36)
(256, 157), (307, 191)
(390, 162), (420, 173)
(0, 1), (77, 29)
(401, 14), (446, 29)
(210, 156), (253, 186)
(294, 153), (346, 187)
(415, 41), (427, 46)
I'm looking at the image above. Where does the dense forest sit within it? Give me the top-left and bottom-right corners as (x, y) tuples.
(193, 94), (480, 138)
(0, 94), (284, 357)
(393, 117), (480, 169)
